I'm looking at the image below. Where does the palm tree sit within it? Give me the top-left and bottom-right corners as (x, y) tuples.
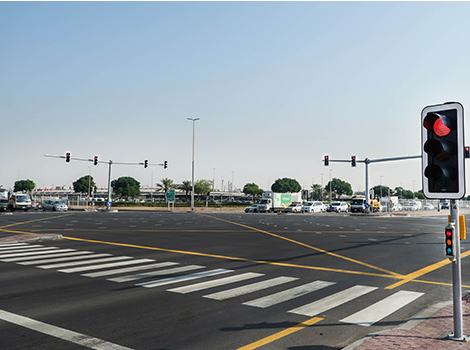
(179, 180), (192, 202)
(156, 178), (175, 193)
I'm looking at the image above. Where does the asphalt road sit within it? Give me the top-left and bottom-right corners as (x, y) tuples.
(0, 210), (467, 350)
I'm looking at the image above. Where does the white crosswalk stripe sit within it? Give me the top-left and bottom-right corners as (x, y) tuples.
(340, 290), (424, 326)
(0, 248), (71, 259)
(168, 272), (264, 294)
(0, 244), (44, 251)
(82, 262), (179, 278)
(38, 256), (133, 269)
(18, 252), (107, 265)
(2, 251), (95, 262)
(243, 280), (336, 309)
(108, 265), (206, 283)
(138, 268), (232, 288)
(288, 285), (378, 316)
(58, 258), (155, 274)
(203, 276), (298, 301)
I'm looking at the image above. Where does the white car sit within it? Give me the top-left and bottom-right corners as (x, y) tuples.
(244, 204), (258, 213)
(328, 202), (349, 213)
(284, 203), (303, 213)
(42, 200), (68, 211)
(302, 201), (325, 213)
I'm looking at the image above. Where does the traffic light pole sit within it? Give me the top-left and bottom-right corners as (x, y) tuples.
(449, 200), (467, 341)
(325, 155), (421, 213)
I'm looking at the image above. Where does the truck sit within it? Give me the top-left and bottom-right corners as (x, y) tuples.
(8, 193), (32, 212)
(257, 192), (302, 213)
(350, 197), (380, 213)
(0, 189), (8, 212)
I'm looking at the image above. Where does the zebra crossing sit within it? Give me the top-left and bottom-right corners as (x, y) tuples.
(0, 242), (424, 327)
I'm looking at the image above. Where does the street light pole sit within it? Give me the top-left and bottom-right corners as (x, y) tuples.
(188, 118), (200, 211)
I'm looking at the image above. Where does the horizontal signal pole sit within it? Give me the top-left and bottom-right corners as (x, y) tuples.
(45, 154), (168, 210)
(323, 154), (421, 213)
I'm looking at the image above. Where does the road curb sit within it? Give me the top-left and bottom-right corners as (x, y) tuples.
(0, 234), (63, 244)
(342, 300), (452, 350)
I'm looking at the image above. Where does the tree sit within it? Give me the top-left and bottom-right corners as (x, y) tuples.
(14, 179), (35, 192)
(194, 179), (213, 196)
(310, 184), (326, 201)
(271, 178), (301, 193)
(325, 178), (352, 199)
(371, 185), (390, 199)
(111, 176), (140, 199)
(179, 181), (192, 202)
(243, 183), (264, 201)
(73, 175), (96, 195)
(157, 178), (175, 192)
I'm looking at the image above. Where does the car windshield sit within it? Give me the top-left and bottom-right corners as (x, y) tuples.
(351, 199), (364, 205)
(53, 201), (64, 204)
(332, 202), (340, 206)
(259, 199), (268, 204)
(304, 202), (313, 206)
(17, 196), (30, 201)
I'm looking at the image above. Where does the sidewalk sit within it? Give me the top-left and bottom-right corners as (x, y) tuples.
(344, 294), (470, 349)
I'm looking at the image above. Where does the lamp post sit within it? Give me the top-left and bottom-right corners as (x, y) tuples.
(188, 118), (200, 211)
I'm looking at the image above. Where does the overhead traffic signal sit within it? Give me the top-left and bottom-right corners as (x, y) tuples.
(324, 155), (329, 166)
(351, 155), (356, 167)
(65, 152), (70, 162)
(164, 160), (168, 169)
(421, 102), (465, 199)
(445, 223), (456, 259)
(465, 146), (470, 159)
(144, 159), (148, 168)
(94, 156), (98, 165)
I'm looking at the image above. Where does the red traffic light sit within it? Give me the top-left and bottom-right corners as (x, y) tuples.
(324, 155), (329, 166)
(93, 156), (98, 165)
(423, 113), (454, 137)
(445, 224), (455, 257)
(65, 152), (71, 162)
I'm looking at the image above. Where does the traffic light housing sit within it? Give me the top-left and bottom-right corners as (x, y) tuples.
(445, 223), (456, 259)
(144, 159), (148, 168)
(465, 146), (470, 159)
(94, 156), (98, 165)
(65, 152), (70, 163)
(421, 102), (465, 199)
(351, 155), (356, 167)
(164, 160), (168, 169)
(324, 155), (329, 166)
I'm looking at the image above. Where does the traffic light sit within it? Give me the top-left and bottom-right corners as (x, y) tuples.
(445, 223), (456, 259)
(465, 146), (470, 159)
(421, 102), (465, 199)
(65, 152), (70, 163)
(144, 159), (148, 168)
(324, 155), (329, 166)
(93, 156), (98, 165)
(164, 160), (168, 169)
(351, 155), (356, 167)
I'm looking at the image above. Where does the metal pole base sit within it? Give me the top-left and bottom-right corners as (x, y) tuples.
(445, 333), (470, 342)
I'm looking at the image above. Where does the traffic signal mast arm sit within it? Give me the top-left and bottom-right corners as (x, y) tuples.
(44, 154), (167, 167)
(323, 155), (421, 165)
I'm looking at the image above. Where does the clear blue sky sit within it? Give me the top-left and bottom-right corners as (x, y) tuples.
(2, 2), (470, 195)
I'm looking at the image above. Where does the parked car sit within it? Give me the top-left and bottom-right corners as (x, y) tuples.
(422, 203), (435, 210)
(302, 201), (325, 213)
(244, 204), (258, 213)
(328, 202), (349, 213)
(440, 201), (450, 210)
(42, 200), (68, 211)
(31, 200), (40, 210)
(284, 203), (303, 213)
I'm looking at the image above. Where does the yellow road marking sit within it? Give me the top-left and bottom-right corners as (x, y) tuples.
(236, 317), (323, 350)
(0, 213), (73, 229)
(202, 214), (403, 278)
(61, 236), (394, 278)
(386, 249), (470, 289)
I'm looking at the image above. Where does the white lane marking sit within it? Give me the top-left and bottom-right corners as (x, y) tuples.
(138, 269), (232, 288)
(288, 285), (378, 316)
(2, 251), (94, 262)
(58, 259), (155, 274)
(108, 265), (205, 283)
(19, 253), (108, 265)
(203, 276), (298, 301)
(340, 290), (424, 326)
(0, 243), (29, 247)
(0, 244), (44, 251)
(0, 248), (70, 259)
(37, 256), (133, 269)
(168, 272), (264, 294)
(243, 280), (336, 309)
(82, 262), (179, 278)
(0, 309), (133, 350)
